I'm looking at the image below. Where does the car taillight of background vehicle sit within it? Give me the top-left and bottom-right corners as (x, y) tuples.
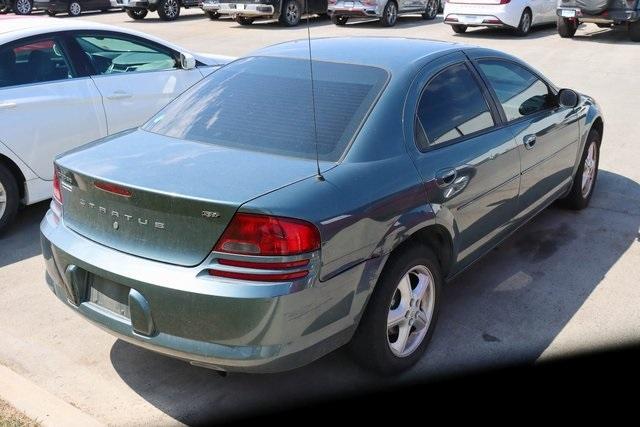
(53, 168), (62, 204)
(499, 0), (511, 4)
(209, 213), (320, 282)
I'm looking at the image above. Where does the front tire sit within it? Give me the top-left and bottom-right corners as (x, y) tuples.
(157, 0), (180, 20)
(515, 8), (532, 36)
(560, 129), (600, 210)
(350, 244), (441, 375)
(206, 10), (220, 19)
(68, 1), (82, 16)
(331, 14), (348, 25)
(422, 0), (438, 20)
(0, 164), (19, 235)
(126, 8), (148, 19)
(451, 23), (467, 33)
(558, 17), (578, 38)
(279, 0), (301, 26)
(379, 1), (397, 27)
(12, 0), (33, 15)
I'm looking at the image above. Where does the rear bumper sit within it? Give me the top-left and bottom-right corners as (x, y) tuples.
(443, 3), (518, 27)
(40, 205), (376, 373)
(556, 7), (639, 22)
(217, 2), (275, 17)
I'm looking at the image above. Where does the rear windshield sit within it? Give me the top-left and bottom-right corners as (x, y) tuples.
(143, 56), (388, 162)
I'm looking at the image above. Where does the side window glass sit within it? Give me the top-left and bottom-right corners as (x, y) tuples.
(477, 59), (555, 122)
(74, 35), (177, 75)
(415, 62), (495, 149)
(0, 38), (73, 88)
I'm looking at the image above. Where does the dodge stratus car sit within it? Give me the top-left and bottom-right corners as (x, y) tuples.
(42, 38), (603, 374)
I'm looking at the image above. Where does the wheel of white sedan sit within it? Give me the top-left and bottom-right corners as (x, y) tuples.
(515, 8), (532, 36)
(350, 244), (441, 375)
(68, 1), (82, 16)
(0, 164), (19, 234)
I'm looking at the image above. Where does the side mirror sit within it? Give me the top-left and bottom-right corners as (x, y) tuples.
(558, 88), (579, 108)
(179, 52), (196, 70)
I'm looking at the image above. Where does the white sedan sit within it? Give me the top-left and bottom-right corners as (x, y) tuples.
(0, 17), (231, 232)
(443, 0), (558, 36)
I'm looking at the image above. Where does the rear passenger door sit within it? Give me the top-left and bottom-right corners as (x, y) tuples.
(471, 56), (581, 220)
(404, 52), (521, 271)
(0, 34), (107, 181)
(71, 31), (203, 134)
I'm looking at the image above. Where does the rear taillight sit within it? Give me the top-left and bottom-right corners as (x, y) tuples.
(210, 213), (320, 282)
(53, 168), (62, 204)
(499, 0), (510, 3)
(214, 213), (320, 256)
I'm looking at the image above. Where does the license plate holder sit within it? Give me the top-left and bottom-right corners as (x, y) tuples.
(561, 9), (576, 18)
(88, 275), (131, 319)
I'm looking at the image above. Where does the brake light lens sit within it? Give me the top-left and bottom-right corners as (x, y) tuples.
(94, 181), (132, 197)
(53, 168), (62, 204)
(209, 269), (309, 282)
(499, 0), (511, 3)
(214, 213), (320, 256)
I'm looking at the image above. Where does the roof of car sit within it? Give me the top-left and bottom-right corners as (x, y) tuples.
(251, 37), (467, 73)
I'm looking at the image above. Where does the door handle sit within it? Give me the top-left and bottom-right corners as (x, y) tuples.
(523, 134), (537, 149)
(0, 102), (17, 109)
(106, 91), (133, 100)
(435, 168), (457, 188)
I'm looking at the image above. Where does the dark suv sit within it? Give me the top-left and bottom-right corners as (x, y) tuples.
(557, 0), (640, 41)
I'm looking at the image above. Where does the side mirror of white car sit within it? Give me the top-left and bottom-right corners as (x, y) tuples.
(180, 52), (196, 70)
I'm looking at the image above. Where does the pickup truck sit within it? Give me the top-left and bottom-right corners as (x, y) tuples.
(202, 0), (327, 26)
(557, 0), (640, 41)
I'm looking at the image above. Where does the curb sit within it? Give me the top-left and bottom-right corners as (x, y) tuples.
(0, 364), (104, 427)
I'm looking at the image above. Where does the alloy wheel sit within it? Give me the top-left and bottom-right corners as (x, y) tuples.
(164, 0), (178, 18)
(69, 2), (81, 15)
(0, 181), (6, 219)
(581, 140), (597, 198)
(425, 0), (437, 18)
(386, 2), (397, 25)
(285, 1), (299, 25)
(387, 265), (436, 357)
(15, 0), (31, 14)
(520, 11), (531, 33)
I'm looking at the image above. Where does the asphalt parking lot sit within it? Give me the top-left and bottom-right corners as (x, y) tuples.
(1, 8), (639, 425)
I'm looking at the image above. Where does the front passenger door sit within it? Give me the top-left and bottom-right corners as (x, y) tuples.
(473, 58), (581, 220)
(406, 55), (521, 271)
(73, 32), (203, 134)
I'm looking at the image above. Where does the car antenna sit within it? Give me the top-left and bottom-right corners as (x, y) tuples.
(305, 4), (325, 181)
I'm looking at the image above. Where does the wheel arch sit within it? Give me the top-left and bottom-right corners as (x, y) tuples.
(0, 154), (26, 200)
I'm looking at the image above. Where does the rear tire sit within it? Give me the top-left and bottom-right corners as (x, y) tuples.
(0, 164), (19, 235)
(157, 0), (180, 20)
(451, 24), (467, 33)
(629, 20), (640, 42)
(560, 129), (600, 210)
(126, 8), (148, 19)
(206, 10), (220, 19)
(350, 244), (442, 375)
(68, 1), (82, 16)
(557, 17), (578, 38)
(515, 8), (532, 36)
(279, 0), (301, 26)
(421, 0), (438, 20)
(379, 1), (397, 27)
(331, 14), (348, 25)
(235, 15), (254, 25)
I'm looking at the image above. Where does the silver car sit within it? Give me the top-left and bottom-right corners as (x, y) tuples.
(328, 0), (441, 26)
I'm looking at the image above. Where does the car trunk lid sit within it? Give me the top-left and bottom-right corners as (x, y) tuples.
(56, 129), (329, 267)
